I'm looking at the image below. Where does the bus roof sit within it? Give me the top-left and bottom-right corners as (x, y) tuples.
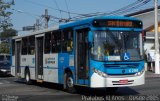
(60, 15), (141, 29)
(13, 16), (141, 39)
(12, 25), (59, 39)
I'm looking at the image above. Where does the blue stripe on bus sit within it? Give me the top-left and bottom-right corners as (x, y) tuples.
(43, 66), (58, 69)
(12, 66), (35, 68)
(21, 66), (35, 68)
(12, 66), (59, 69)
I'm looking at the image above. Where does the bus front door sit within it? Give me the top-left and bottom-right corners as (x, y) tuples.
(36, 36), (44, 80)
(76, 28), (89, 86)
(15, 41), (21, 77)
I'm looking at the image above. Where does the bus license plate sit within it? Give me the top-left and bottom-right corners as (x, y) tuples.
(119, 79), (128, 84)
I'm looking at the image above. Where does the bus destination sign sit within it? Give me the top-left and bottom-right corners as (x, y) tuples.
(92, 19), (142, 28)
(107, 21), (133, 27)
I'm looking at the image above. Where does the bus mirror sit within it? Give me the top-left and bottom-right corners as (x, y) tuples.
(142, 31), (146, 42)
(88, 31), (93, 48)
(88, 31), (93, 44)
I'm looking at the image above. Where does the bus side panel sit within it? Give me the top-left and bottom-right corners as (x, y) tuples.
(28, 55), (35, 80)
(58, 53), (70, 84)
(58, 53), (75, 84)
(43, 54), (58, 83)
(20, 55), (35, 79)
(21, 55), (28, 78)
(11, 56), (15, 76)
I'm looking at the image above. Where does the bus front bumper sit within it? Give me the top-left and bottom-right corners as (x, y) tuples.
(90, 71), (145, 88)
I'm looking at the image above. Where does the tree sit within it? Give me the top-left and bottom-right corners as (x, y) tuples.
(0, 0), (15, 54)
(0, 43), (10, 53)
(0, 28), (17, 54)
(0, 28), (17, 38)
(0, 0), (13, 31)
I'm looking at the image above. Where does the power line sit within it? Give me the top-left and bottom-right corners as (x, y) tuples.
(70, 0), (144, 19)
(65, 0), (71, 19)
(53, 0), (62, 19)
(110, 0), (151, 15)
(14, 0), (152, 29)
(22, 0), (148, 22)
(12, 8), (41, 19)
(71, 0), (151, 20)
(106, 0), (144, 15)
(100, 0), (151, 15)
(23, 0), (86, 16)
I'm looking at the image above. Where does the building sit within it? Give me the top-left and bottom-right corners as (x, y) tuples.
(127, 6), (160, 54)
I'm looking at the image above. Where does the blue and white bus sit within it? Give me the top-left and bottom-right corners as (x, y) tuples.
(11, 16), (145, 93)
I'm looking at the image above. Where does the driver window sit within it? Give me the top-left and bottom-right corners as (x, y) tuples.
(62, 29), (73, 53)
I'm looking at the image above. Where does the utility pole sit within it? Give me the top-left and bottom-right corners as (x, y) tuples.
(43, 9), (50, 29)
(35, 19), (40, 31)
(11, 0), (15, 5)
(154, 0), (160, 74)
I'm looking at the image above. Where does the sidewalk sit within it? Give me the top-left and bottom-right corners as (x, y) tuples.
(145, 71), (160, 78)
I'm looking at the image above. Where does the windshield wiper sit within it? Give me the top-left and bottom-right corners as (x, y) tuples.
(107, 31), (123, 52)
(122, 33), (129, 52)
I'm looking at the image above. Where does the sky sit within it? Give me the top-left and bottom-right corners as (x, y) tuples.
(10, 0), (160, 34)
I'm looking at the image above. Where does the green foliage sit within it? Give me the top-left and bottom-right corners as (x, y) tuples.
(0, 28), (17, 54)
(0, 0), (13, 31)
(0, 28), (17, 38)
(0, 42), (10, 54)
(0, 1), (16, 54)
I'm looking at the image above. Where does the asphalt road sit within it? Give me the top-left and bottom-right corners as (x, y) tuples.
(0, 72), (160, 101)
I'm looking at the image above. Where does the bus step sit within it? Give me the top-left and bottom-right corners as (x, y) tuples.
(36, 79), (43, 83)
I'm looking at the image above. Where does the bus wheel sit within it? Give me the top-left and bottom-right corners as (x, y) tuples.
(65, 72), (76, 93)
(25, 70), (32, 85)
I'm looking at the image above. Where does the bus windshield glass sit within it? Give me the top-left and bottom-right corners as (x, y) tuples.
(91, 31), (143, 61)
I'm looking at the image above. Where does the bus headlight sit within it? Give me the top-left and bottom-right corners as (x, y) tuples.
(135, 68), (145, 76)
(92, 68), (108, 78)
(0, 69), (7, 72)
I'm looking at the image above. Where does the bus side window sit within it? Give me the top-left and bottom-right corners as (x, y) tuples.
(51, 31), (61, 53)
(62, 29), (73, 53)
(12, 40), (15, 56)
(22, 37), (28, 55)
(44, 32), (51, 54)
(28, 36), (35, 55)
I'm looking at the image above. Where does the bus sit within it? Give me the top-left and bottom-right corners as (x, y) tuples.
(11, 16), (145, 93)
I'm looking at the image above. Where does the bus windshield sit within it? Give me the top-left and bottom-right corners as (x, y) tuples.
(91, 30), (143, 61)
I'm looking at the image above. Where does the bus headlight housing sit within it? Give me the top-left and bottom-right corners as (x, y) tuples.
(135, 68), (145, 76)
(0, 69), (7, 72)
(92, 68), (108, 78)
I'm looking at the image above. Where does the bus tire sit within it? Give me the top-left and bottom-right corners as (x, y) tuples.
(65, 72), (76, 93)
(25, 70), (32, 85)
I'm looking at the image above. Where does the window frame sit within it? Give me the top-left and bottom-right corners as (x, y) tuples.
(22, 37), (28, 55)
(61, 29), (73, 53)
(28, 35), (35, 55)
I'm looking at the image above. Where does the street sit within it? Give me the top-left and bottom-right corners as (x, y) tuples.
(0, 71), (160, 101)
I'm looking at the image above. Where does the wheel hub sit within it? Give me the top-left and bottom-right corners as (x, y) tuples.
(67, 77), (73, 88)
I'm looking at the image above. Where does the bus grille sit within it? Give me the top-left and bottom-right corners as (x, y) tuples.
(104, 63), (139, 68)
(108, 73), (136, 78)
